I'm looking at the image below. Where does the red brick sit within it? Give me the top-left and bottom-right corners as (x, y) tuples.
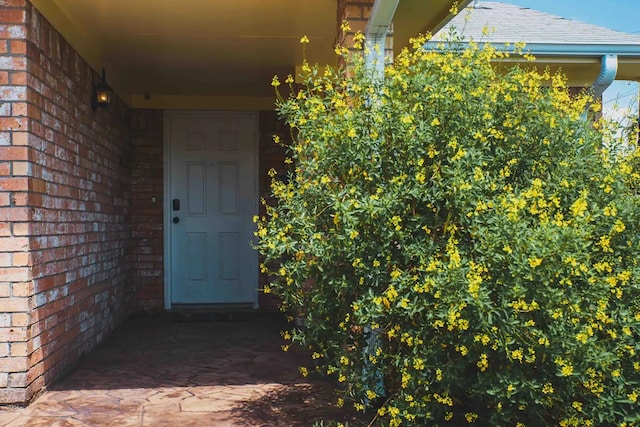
(0, 267), (29, 282)
(0, 146), (29, 160)
(0, 9), (26, 24)
(11, 161), (29, 175)
(0, 356), (27, 373)
(0, 388), (27, 404)
(11, 252), (29, 266)
(11, 131), (28, 146)
(0, 237), (28, 253)
(11, 313), (29, 327)
(8, 39), (25, 54)
(0, 70), (7, 84)
(9, 342), (27, 357)
(0, 24), (25, 39)
(11, 222), (30, 235)
(0, 117), (27, 130)
(0, 297), (29, 312)
(0, 162), (9, 176)
(0, 0), (27, 7)
(0, 176), (28, 191)
(11, 101), (27, 116)
(0, 327), (26, 342)
(9, 70), (26, 85)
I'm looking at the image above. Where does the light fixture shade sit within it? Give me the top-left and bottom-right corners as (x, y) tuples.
(92, 68), (112, 111)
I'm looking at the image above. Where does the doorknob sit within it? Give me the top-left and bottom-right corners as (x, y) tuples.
(173, 217), (180, 224)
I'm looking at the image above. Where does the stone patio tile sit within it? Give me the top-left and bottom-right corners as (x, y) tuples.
(145, 388), (194, 404)
(0, 313), (367, 426)
(0, 410), (22, 426)
(141, 411), (237, 427)
(5, 416), (90, 427)
(18, 400), (77, 418)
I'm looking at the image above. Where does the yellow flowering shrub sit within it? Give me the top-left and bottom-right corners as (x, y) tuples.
(256, 33), (640, 425)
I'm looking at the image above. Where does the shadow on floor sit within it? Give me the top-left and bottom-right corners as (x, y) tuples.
(0, 312), (368, 426)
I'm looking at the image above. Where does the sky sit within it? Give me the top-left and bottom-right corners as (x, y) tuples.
(501, 0), (640, 119)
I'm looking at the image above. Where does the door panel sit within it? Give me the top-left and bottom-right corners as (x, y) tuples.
(168, 112), (257, 305)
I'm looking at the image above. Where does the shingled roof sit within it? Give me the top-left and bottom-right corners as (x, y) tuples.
(425, 1), (640, 85)
(434, 1), (640, 46)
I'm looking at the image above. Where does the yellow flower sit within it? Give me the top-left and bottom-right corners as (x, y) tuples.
(477, 353), (489, 371)
(431, 117), (441, 126)
(298, 367), (308, 377)
(511, 348), (524, 362)
(465, 413), (479, 423)
(413, 358), (425, 370)
(528, 257), (543, 268)
(561, 365), (574, 376)
(300, 35), (309, 44)
(271, 75), (280, 87)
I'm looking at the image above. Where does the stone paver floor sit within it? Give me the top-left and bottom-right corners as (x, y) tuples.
(0, 313), (367, 426)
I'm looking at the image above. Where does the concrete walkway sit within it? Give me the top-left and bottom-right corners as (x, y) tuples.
(0, 313), (364, 426)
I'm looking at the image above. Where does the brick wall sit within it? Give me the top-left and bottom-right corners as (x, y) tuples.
(25, 3), (132, 400)
(337, 0), (393, 61)
(0, 1), (134, 403)
(0, 0), (34, 403)
(129, 109), (164, 312)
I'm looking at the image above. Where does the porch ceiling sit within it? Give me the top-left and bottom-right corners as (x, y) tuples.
(31, 0), (339, 109)
(31, 0), (467, 109)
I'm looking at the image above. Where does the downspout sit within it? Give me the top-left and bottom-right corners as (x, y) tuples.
(362, 0), (400, 400)
(365, 0), (400, 75)
(589, 54), (618, 109)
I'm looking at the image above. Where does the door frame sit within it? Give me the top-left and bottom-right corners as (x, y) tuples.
(163, 110), (260, 310)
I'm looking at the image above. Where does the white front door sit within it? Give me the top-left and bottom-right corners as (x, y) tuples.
(165, 111), (258, 307)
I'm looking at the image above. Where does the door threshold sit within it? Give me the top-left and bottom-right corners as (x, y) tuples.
(170, 303), (257, 322)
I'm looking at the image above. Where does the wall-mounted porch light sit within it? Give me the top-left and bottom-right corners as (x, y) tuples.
(92, 68), (112, 111)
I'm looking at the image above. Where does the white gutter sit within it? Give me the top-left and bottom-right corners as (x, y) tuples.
(365, 0), (400, 75)
(424, 41), (640, 57)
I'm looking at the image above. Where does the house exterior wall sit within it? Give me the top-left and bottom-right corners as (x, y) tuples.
(129, 110), (164, 312)
(24, 3), (133, 402)
(0, 1), (133, 403)
(0, 0), (32, 404)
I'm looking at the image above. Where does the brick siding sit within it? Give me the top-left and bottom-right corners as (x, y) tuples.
(24, 3), (133, 402)
(0, 0), (34, 403)
(129, 110), (164, 312)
